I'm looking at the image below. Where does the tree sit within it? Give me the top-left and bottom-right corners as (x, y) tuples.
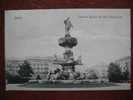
(18, 60), (34, 78)
(108, 63), (122, 82)
(6, 71), (29, 84)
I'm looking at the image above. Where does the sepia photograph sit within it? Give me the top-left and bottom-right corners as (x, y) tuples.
(5, 9), (131, 90)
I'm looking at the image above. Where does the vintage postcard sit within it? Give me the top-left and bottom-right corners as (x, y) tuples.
(5, 9), (131, 90)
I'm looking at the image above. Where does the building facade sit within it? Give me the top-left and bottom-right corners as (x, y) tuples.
(6, 56), (61, 79)
(27, 57), (56, 79)
(6, 59), (24, 75)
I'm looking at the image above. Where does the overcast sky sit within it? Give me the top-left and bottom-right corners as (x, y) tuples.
(5, 9), (131, 67)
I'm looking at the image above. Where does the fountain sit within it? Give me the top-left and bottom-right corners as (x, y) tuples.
(53, 17), (82, 80)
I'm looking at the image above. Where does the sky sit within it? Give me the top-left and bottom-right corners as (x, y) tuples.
(5, 9), (131, 68)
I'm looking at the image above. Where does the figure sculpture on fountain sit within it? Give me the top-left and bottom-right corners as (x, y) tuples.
(64, 17), (73, 34)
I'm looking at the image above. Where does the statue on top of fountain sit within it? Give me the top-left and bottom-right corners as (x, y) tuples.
(64, 17), (73, 35)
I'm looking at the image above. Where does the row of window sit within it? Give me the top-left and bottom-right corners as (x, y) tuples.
(30, 63), (49, 67)
(33, 67), (48, 70)
(34, 69), (48, 73)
